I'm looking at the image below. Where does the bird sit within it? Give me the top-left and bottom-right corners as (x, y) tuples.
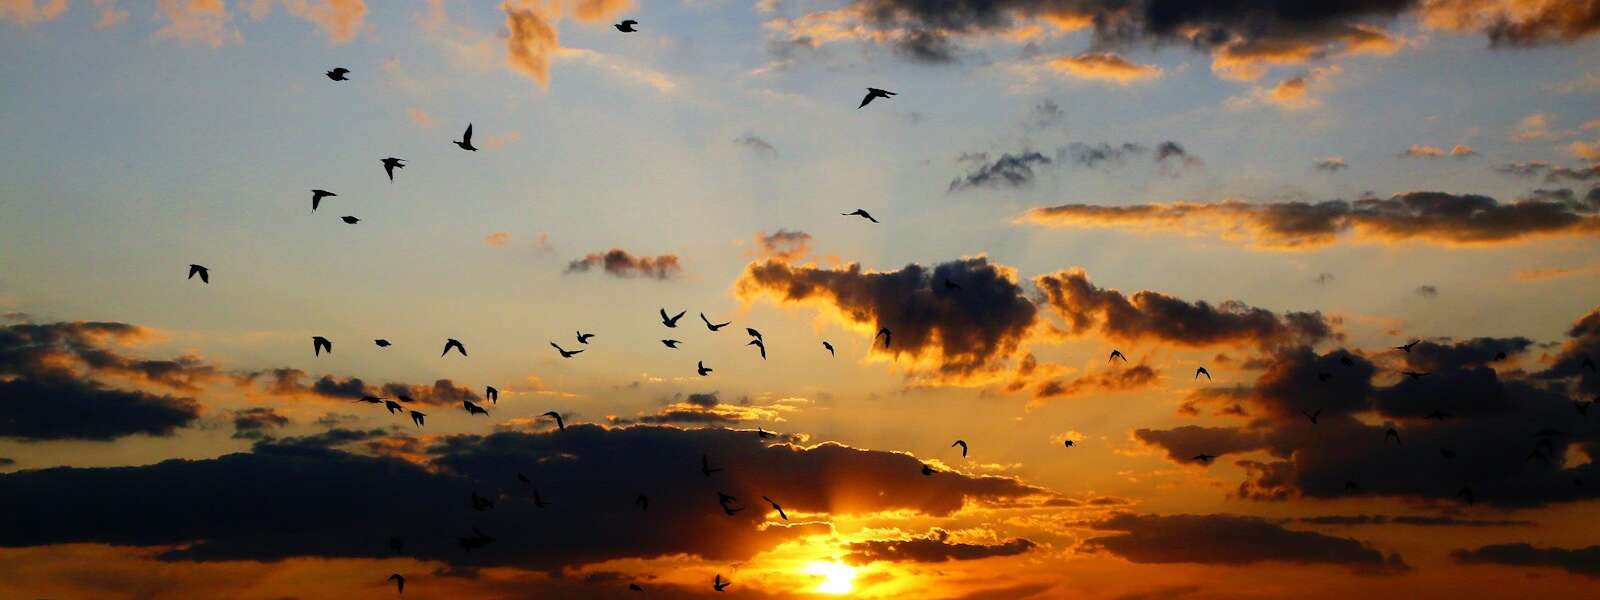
(187, 264), (209, 284)
(1577, 401), (1593, 416)
(517, 473), (530, 484)
(1494, 351), (1508, 361)
(842, 209), (878, 223)
(1303, 409), (1321, 425)
(485, 386), (498, 404)
(387, 573), (404, 594)
(1424, 410), (1451, 420)
(629, 583), (644, 592)
(1385, 428), (1402, 446)
(1109, 350), (1127, 363)
(1339, 355), (1355, 366)
(747, 338), (766, 359)
(1457, 486), (1474, 505)
(312, 336), (333, 356)
(459, 528), (494, 552)
(858, 87), (896, 108)
(1192, 454), (1216, 464)
(717, 492), (743, 516)
(442, 339), (467, 357)
(940, 278), (962, 293)
(1396, 340), (1420, 352)
(701, 454), (722, 477)
(757, 427), (774, 439)
(542, 410), (565, 431)
(453, 123), (477, 151)
(635, 494), (649, 511)
(551, 342), (584, 358)
(1527, 448), (1551, 463)
(1344, 481), (1360, 491)
(409, 410), (426, 427)
(325, 67), (350, 81)
(384, 400), (403, 415)
(533, 489), (548, 509)
(395, 394), (415, 403)
(662, 339), (682, 348)
(660, 309), (686, 327)
(381, 157), (405, 181)
(1194, 367), (1211, 380)
(471, 491), (494, 511)
(463, 400), (489, 416)
(1440, 448), (1457, 459)
(357, 395), (384, 405)
(311, 189), (335, 211)
(389, 537), (404, 554)
(577, 331), (595, 344)
(1401, 371), (1428, 380)
(822, 341), (835, 356)
(746, 327), (763, 341)
(951, 439), (968, 457)
(615, 19), (637, 32)
(1582, 357), (1596, 371)
(341, 216), (360, 224)
(1063, 439), (1075, 448)
(876, 327), (892, 348)
(374, 339), (391, 348)
(713, 574), (731, 592)
(921, 464), (935, 476)
(701, 313), (730, 331)
(762, 496), (788, 520)
(1317, 371), (1332, 382)
(697, 361), (713, 376)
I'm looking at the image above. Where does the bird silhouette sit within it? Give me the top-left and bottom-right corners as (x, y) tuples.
(486, 386), (498, 404)
(858, 87), (896, 108)
(387, 573), (404, 594)
(745, 327), (763, 340)
(1457, 486), (1474, 505)
(662, 339), (682, 348)
(1063, 439), (1075, 448)
(1385, 428), (1402, 446)
(876, 327), (892, 348)
(187, 264), (209, 283)
(1195, 367), (1211, 380)
(311, 189), (335, 211)
(1577, 401), (1593, 416)
(697, 361), (712, 376)
(517, 472), (530, 484)
(1193, 454), (1216, 464)
(374, 339), (391, 348)
(716, 491), (743, 516)
(395, 394), (415, 403)
(312, 336), (332, 356)
(471, 490), (494, 511)
(389, 537), (404, 554)
(629, 583), (644, 592)
(842, 209), (879, 223)
(1424, 410), (1451, 420)
(453, 123), (477, 151)
(635, 494), (649, 511)
(533, 488), (548, 508)
(660, 309), (686, 327)
(463, 400), (489, 416)
(1317, 371), (1332, 382)
(921, 464), (936, 476)
(325, 67), (350, 81)
(701, 454), (722, 477)
(551, 342), (583, 358)
(1109, 350), (1127, 362)
(951, 439), (968, 457)
(441, 339), (467, 357)
(1344, 481), (1360, 491)
(1401, 371), (1428, 380)
(577, 331), (595, 344)
(700, 313), (730, 331)
(942, 278), (961, 291)
(1494, 351), (1507, 360)
(823, 341), (835, 356)
(747, 338), (766, 359)
(341, 216), (360, 224)
(381, 157), (405, 181)
(542, 410), (565, 431)
(713, 574), (731, 592)
(1303, 409), (1321, 424)
(1396, 340), (1420, 352)
(384, 400), (403, 415)
(615, 19), (638, 32)
(459, 527), (494, 552)
(762, 496), (788, 520)
(357, 395), (384, 405)
(409, 410), (426, 427)
(1340, 355), (1355, 366)
(1582, 357), (1596, 371)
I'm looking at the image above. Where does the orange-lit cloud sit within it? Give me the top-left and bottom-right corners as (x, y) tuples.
(407, 106), (435, 129)
(753, 229), (813, 262)
(92, 0), (127, 28)
(281, 0), (367, 43)
(565, 248), (683, 279)
(0, 0), (67, 26)
(1047, 52), (1162, 83)
(1420, 0), (1600, 46)
(484, 231), (511, 247)
(1403, 143), (1478, 158)
(503, 1), (560, 86)
(1033, 364), (1158, 402)
(1571, 140), (1600, 161)
(156, 0), (241, 47)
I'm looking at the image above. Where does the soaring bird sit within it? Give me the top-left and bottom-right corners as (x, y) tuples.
(517, 472), (530, 484)
(387, 573), (404, 594)
(842, 209), (878, 223)
(701, 454), (722, 477)
(542, 410), (565, 431)
(758, 427), (774, 439)
(453, 124), (477, 151)
(1193, 454), (1216, 464)
(381, 157), (405, 181)
(697, 361), (713, 376)
(635, 494), (649, 511)
(762, 496), (788, 520)
(471, 491), (494, 511)
(1401, 371), (1428, 380)
(921, 464), (935, 476)
(701, 313), (731, 331)
(374, 339), (391, 348)
(187, 264), (209, 283)
(577, 331), (596, 344)
(442, 339), (467, 357)
(876, 327), (892, 348)
(1109, 350), (1127, 363)
(390, 537), (404, 554)
(745, 327), (763, 341)
(313, 336), (333, 356)
(747, 338), (766, 359)
(384, 400), (403, 415)
(485, 386), (498, 404)
(1385, 428), (1402, 446)
(1577, 400), (1593, 416)
(822, 341), (835, 356)
(1317, 371), (1332, 382)
(713, 574), (731, 592)
(615, 19), (638, 32)
(662, 339), (682, 348)
(1344, 481), (1360, 491)
(551, 342), (584, 358)
(1063, 439), (1075, 448)
(357, 395), (384, 405)
(660, 309), (686, 328)
(311, 189), (335, 211)
(325, 67), (350, 81)
(1582, 357), (1596, 371)
(533, 489), (548, 509)
(1194, 367), (1211, 380)
(459, 528), (494, 552)
(716, 492), (742, 515)
(1303, 409), (1321, 425)
(629, 583), (644, 592)
(943, 278), (961, 291)
(1395, 340), (1420, 352)
(409, 410), (426, 427)
(1457, 486), (1474, 505)
(463, 400), (489, 416)
(858, 87), (896, 108)
(341, 216), (360, 224)
(951, 439), (968, 457)
(1339, 355), (1355, 366)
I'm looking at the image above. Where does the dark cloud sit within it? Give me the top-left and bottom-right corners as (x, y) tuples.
(948, 151), (1052, 191)
(1314, 157), (1349, 172)
(0, 457), (15, 467)
(565, 249), (683, 280)
(1451, 543), (1600, 577)
(1295, 514), (1536, 527)
(754, 229), (813, 262)
(1035, 268), (1337, 349)
(733, 135), (777, 157)
(238, 368), (481, 407)
(1085, 513), (1408, 574)
(1063, 142), (1147, 168)
(1153, 141), (1202, 168)
(230, 407), (289, 440)
(1400, 337), (1531, 372)
(1031, 98), (1064, 128)
(1536, 305), (1600, 394)
(1035, 365), (1157, 400)
(844, 528), (1036, 564)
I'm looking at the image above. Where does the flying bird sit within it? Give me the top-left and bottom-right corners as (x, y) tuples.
(471, 491), (494, 511)
(409, 410), (426, 427)
(697, 361), (713, 376)
(374, 339), (391, 348)
(635, 494), (649, 511)
(453, 123), (477, 151)
(876, 327), (891, 348)
(1193, 454), (1216, 464)
(389, 537), (404, 554)
(1385, 427), (1402, 446)
(312, 336), (332, 356)
(660, 309), (686, 328)
(459, 528), (494, 552)
(325, 67), (350, 81)
(542, 410), (565, 431)
(629, 583), (644, 592)
(716, 492), (743, 516)
(441, 338), (467, 357)
(341, 216), (360, 224)
(943, 278), (962, 291)
(747, 338), (766, 359)
(842, 209), (879, 223)
(384, 400), (403, 415)
(187, 264), (209, 284)
(1344, 481), (1360, 491)
(381, 157), (405, 181)
(758, 427), (774, 439)
(713, 574), (731, 592)
(1109, 350), (1127, 363)
(762, 496), (788, 520)
(822, 341), (834, 356)
(1303, 409), (1321, 425)
(577, 331), (595, 344)
(551, 342), (584, 358)
(1577, 400), (1593, 416)
(1401, 371), (1428, 380)
(746, 327), (763, 340)
(1494, 351), (1507, 360)
(858, 87), (896, 108)
(615, 19), (638, 32)
(517, 472), (530, 484)
(662, 339), (682, 348)
(921, 464), (935, 476)
(951, 439), (968, 457)
(1582, 357), (1596, 371)
(311, 189), (335, 211)
(357, 395), (384, 405)
(1339, 355), (1355, 366)
(1063, 439), (1075, 448)
(1317, 372), (1332, 382)
(1194, 367), (1211, 380)
(701, 454), (722, 477)
(387, 573), (404, 594)
(1395, 340), (1420, 352)
(533, 489), (548, 509)
(1440, 448), (1457, 460)
(463, 400), (489, 416)
(486, 386), (498, 404)
(701, 313), (730, 331)
(1457, 486), (1474, 505)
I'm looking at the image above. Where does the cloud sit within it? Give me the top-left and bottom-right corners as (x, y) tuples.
(1153, 141), (1203, 169)
(92, 0), (128, 29)
(1034, 268), (1337, 349)
(949, 152), (1053, 191)
(1451, 543), (1600, 577)
(1535, 305), (1600, 394)
(1419, 0), (1600, 47)
(1240, 65), (1341, 109)
(1085, 513), (1408, 574)
(230, 407), (289, 439)
(1046, 52), (1162, 83)
(844, 528), (1037, 564)
(1034, 365), (1158, 401)
(1414, 284), (1439, 298)
(735, 257), (1039, 380)
(408, 107), (435, 129)
(1315, 156), (1349, 172)
(734, 135), (778, 157)
(155, 0), (242, 47)
(614, 391), (799, 426)
(1295, 514), (1536, 527)
(1572, 140), (1600, 161)
(565, 249), (683, 280)
(753, 229), (812, 262)
(0, 0), (67, 26)
(280, 0), (367, 43)
(1031, 98), (1064, 128)
(1512, 113), (1562, 142)
(1063, 142), (1147, 168)
(1403, 143), (1478, 158)
(484, 231), (511, 247)
(1494, 161), (1600, 182)
(502, 1), (560, 87)
(1019, 192), (1600, 248)
(236, 367), (483, 406)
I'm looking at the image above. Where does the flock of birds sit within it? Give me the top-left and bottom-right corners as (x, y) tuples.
(170, 16), (1600, 597)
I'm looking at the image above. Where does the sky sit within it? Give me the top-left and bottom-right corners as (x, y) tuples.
(1, 0), (1598, 598)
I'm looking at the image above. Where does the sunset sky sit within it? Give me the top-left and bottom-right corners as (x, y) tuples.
(2, 0), (1599, 598)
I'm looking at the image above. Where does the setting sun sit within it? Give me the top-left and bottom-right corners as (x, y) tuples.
(806, 561), (857, 595)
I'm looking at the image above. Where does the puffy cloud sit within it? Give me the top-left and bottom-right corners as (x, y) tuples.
(1420, 0), (1600, 47)
(280, 0), (367, 43)
(753, 229), (812, 262)
(1084, 513), (1409, 574)
(1403, 143), (1478, 158)
(565, 249), (683, 280)
(1535, 305), (1600, 394)
(503, 1), (560, 86)
(1064, 142), (1148, 168)
(1295, 514), (1536, 527)
(1451, 543), (1600, 577)
(949, 151), (1053, 191)
(1046, 52), (1162, 83)
(1315, 156), (1349, 172)
(0, 0), (67, 25)
(155, 0), (241, 47)
(1034, 365), (1158, 401)
(844, 528), (1037, 563)
(408, 107), (435, 129)
(616, 392), (800, 426)
(230, 407), (289, 439)
(236, 367), (483, 406)
(1572, 140), (1600, 161)
(483, 231), (511, 247)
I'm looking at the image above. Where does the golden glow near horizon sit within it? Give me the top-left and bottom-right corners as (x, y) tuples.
(806, 560), (858, 595)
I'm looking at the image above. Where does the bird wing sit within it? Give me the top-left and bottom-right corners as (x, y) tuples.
(463, 123), (473, 143)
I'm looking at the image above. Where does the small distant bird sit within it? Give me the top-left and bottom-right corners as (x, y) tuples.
(1577, 401), (1593, 416)
(629, 583), (644, 591)
(876, 327), (892, 348)
(842, 209), (878, 223)
(533, 489), (548, 509)
(921, 464), (935, 476)
(542, 410), (565, 431)
(1195, 367), (1211, 380)
(390, 537), (404, 554)
(384, 400), (403, 415)
(1303, 409), (1321, 425)
(1527, 449), (1551, 463)
(662, 339), (682, 348)
(409, 410), (426, 427)
(635, 494), (649, 511)
(463, 400), (489, 416)
(313, 336), (333, 356)
(551, 342), (583, 358)
(758, 427), (774, 439)
(1396, 340), (1420, 352)
(951, 439), (968, 457)
(823, 341), (835, 356)
(716, 492), (742, 516)
(762, 496), (788, 520)
(1109, 350), (1127, 363)
(858, 87), (896, 109)
(701, 454), (722, 477)
(577, 331), (595, 344)
(1385, 428), (1402, 446)
(943, 278), (961, 290)
(442, 339), (467, 357)
(381, 157), (405, 181)
(1582, 357), (1596, 371)
(387, 573), (405, 594)
(1317, 372), (1332, 382)
(1457, 486), (1474, 505)
(187, 264), (209, 283)
(1424, 410), (1451, 420)
(746, 327), (763, 341)
(713, 574), (731, 592)
(311, 189), (335, 211)
(1440, 448), (1456, 459)
(1193, 454), (1216, 464)
(1401, 371), (1428, 380)
(325, 67), (350, 81)
(358, 395), (384, 405)
(459, 527), (494, 552)
(486, 386), (498, 404)
(1063, 439), (1075, 448)
(660, 309), (686, 328)
(615, 19), (638, 32)
(453, 123), (477, 151)
(341, 216), (360, 224)
(1340, 355), (1355, 366)
(747, 338), (767, 359)
(374, 339), (391, 348)
(697, 361), (712, 376)
(471, 490), (494, 511)
(1344, 481), (1359, 491)
(1494, 351), (1507, 360)
(395, 394), (415, 403)
(701, 313), (730, 331)
(517, 473), (530, 484)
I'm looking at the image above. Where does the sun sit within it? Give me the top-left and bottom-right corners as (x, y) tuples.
(806, 561), (857, 595)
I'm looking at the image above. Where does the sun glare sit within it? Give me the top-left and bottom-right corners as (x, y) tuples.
(806, 561), (857, 595)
